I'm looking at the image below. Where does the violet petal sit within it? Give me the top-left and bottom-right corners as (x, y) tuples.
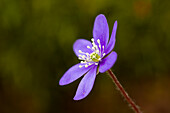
(73, 39), (93, 57)
(59, 63), (93, 86)
(73, 65), (97, 100)
(93, 14), (109, 48)
(99, 51), (117, 73)
(105, 21), (117, 55)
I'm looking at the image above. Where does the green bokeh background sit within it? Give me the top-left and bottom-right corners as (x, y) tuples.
(0, 0), (170, 113)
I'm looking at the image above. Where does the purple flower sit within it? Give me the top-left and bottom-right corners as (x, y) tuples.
(59, 14), (118, 100)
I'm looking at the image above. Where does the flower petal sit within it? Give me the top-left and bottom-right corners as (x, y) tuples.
(99, 51), (117, 73)
(73, 65), (97, 100)
(93, 14), (109, 48)
(73, 39), (93, 57)
(105, 21), (117, 55)
(59, 63), (93, 86)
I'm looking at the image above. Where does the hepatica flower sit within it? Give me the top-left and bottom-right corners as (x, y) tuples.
(59, 14), (117, 100)
(59, 14), (142, 113)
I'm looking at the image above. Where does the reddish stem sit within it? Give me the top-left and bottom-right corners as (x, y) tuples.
(107, 69), (142, 113)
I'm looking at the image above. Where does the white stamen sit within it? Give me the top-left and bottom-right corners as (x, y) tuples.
(96, 50), (99, 54)
(97, 39), (101, 52)
(95, 63), (98, 65)
(103, 53), (106, 57)
(102, 46), (104, 51)
(79, 50), (82, 53)
(88, 63), (92, 65)
(86, 53), (89, 56)
(81, 61), (86, 63)
(99, 44), (101, 48)
(91, 38), (94, 42)
(85, 64), (88, 67)
(97, 39), (100, 44)
(87, 46), (90, 49)
(77, 38), (105, 67)
(79, 65), (83, 68)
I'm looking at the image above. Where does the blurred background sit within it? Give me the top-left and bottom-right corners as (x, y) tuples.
(0, 0), (170, 113)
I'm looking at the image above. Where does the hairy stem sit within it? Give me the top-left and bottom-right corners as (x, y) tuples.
(107, 69), (142, 113)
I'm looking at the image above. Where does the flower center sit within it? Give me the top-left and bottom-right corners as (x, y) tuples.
(78, 38), (106, 68)
(90, 52), (100, 62)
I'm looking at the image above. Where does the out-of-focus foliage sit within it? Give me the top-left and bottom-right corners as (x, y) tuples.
(0, 0), (170, 113)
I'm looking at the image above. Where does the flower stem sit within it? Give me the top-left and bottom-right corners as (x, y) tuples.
(107, 69), (142, 113)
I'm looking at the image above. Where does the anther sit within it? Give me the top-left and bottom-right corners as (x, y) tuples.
(79, 50), (82, 53)
(82, 55), (85, 57)
(81, 61), (86, 63)
(96, 50), (99, 54)
(87, 46), (90, 49)
(85, 64), (88, 67)
(86, 53), (89, 55)
(88, 63), (92, 65)
(91, 38), (94, 42)
(79, 65), (83, 68)
(97, 39), (100, 44)
(102, 46), (104, 49)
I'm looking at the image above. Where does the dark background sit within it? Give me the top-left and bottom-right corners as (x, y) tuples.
(0, 0), (170, 113)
